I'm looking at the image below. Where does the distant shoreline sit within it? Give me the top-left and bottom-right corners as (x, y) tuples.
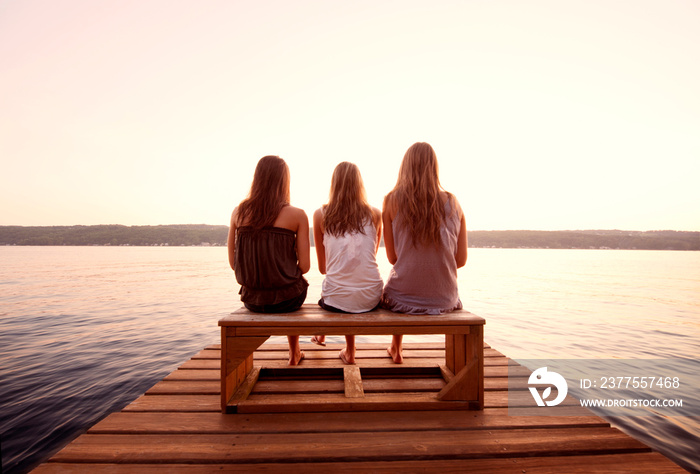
(1, 225), (698, 250)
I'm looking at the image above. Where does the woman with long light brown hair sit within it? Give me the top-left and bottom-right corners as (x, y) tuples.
(228, 155), (310, 365)
(312, 162), (383, 364)
(382, 142), (467, 363)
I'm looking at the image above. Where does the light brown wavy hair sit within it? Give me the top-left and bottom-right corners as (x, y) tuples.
(386, 142), (451, 247)
(236, 155), (290, 228)
(323, 162), (373, 237)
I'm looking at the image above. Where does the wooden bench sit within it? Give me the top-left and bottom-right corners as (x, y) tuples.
(219, 304), (485, 413)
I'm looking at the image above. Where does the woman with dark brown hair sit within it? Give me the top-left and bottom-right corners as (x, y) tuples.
(381, 142), (468, 363)
(227, 155), (310, 365)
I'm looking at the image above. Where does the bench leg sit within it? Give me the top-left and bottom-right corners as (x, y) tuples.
(441, 328), (484, 408)
(221, 329), (268, 412)
(468, 325), (484, 408)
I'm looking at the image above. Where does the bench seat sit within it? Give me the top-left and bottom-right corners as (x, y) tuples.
(219, 304), (485, 413)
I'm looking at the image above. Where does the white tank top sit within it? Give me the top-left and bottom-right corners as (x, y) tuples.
(321, 220), (383, 312)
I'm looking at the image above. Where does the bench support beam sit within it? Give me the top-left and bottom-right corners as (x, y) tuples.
(221, 335), (268, 411)
(344, 366), (365, 398)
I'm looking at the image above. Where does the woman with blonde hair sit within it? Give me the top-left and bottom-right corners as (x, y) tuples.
(228, 155), (310, 365)
(312, 162), (383, 364)
(382, 142), (468, 363)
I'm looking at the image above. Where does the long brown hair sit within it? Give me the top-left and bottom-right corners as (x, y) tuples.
(386, 142), (450, 246)
(323, 162), (373, 236)
(236, 155), (290, 228)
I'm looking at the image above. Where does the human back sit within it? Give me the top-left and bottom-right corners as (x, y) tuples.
(383, 191), (463, 313)
(382, 143), (468, 313)
(314, 162), (382, 313)
(318, 212), (382, 313)
(227, 155), (309, 365)
(229, 155), (310, 279)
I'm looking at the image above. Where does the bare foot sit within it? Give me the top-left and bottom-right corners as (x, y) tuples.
(387, 345), (403, 364)
(310, 335), (326, 346)
(289, 350), (305, 366)
(339, 348), (355, 365)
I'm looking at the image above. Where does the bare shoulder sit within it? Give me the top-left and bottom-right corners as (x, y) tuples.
(274, 205), (309, 231)
(312, 207), (324, 228)
(441, 191), (463, 217)
(280, 204), (306, 218)
(382, 193), (397, 217)
(290, 205), (308, 222)
(371, 206), (382, 224)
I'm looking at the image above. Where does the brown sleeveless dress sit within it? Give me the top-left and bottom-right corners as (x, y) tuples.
(234, 226), (308, 307)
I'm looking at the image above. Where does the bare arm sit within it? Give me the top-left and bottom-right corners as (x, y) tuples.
(454, 198), (468, 268)
(312, 208), (326, 274)
(227, 208), (238, 271)
(295, 209), (311, 274)
(456, 213), (468, 268)
(382, 195), (397, 265)
(371, 206), (382, 254)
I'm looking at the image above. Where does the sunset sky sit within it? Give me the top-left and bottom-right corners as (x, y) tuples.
(1, 0), (698, 231)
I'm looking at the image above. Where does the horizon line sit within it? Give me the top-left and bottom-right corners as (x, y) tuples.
(0, 224), (698, 233)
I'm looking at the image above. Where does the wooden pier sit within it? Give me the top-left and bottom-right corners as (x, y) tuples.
(34, 341), (685, 473)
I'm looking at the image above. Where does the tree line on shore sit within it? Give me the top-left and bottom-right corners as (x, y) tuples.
(1, 225), (698, 250)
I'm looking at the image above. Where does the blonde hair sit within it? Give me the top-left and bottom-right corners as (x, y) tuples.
(323, 162), (373, 236)
(236, 155), (290, 228)
(386, 142), (450, 246)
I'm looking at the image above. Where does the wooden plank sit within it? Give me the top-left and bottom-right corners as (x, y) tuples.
(238, 392), (475, 413)
(226, 367), (261, 413)
(87, 409), (611, 435)
(179, 356), (514, 371)
(146, 381), (219, 395)
(255, 376), (453, 395)
(236, 390), (581, 411)
(343, 366), (365, 398)
(48, 428), (652, 464)
(234, 325), (472, 336)
(219, 326), (228, 414)
(122, 395), (219, 412)
(183, 345), (503, 359)
(222, 336), (268, 373)
(439, 364), (454, 383)
(34, 453), (688, 473)
(257, 358), (448, 368)
(436, 359), (477, 401)
(453, 333), (467, 373)
(467, 324), (485, 408)
(146, 375), (520, 395)
(255, 354), (510, 368)
(445, 334), (455, 372)
(164, 369), (219, 381)
(356, 378), (444, 393)
(180, 359), (220, 370)
(253, 341), (495, 351)
(255, 379), (346, 394)
(250, 348), (499, 360)
(251, 348), (433, 359)
(262, 366), (430, 378)
(219, 305), (485, 326)
(190, 349), (220, 359)
(221, 335), (267, 412)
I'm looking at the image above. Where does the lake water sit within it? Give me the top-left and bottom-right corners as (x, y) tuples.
(1, 246), (698, 473)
